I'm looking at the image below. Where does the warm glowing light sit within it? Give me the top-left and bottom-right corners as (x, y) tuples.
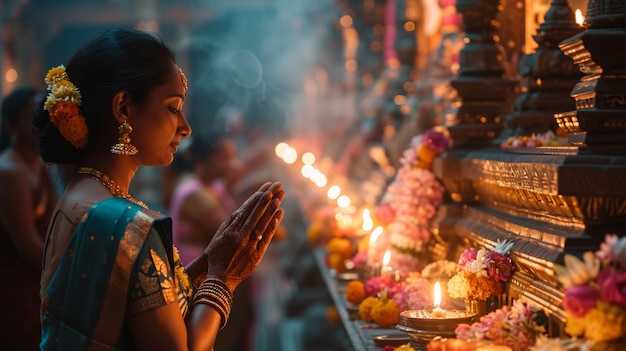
(345, 59), (358, 72)
(369, 226), (383, 245)
(382, 250), (391, 266)
(4, 68), (18, 83)
(362, 209), (371, 221)
(340, 15), (353, 28)
(434, 282), (442, 308)
(393, 94), (407, 105)
(575, 9), (584, 26)
(337, 195), (351, 208)
(327, 185), (341, 200)
(361, 209), (374, 231)
(282, 147), (298, 164)
(362, 219), (373, 231)
(301, 164), (314, 178)
(314, 173), (327, 188)
(302, 152), (316, 165)
(275, 143), (289, 158)
(404, 21), (416, 32)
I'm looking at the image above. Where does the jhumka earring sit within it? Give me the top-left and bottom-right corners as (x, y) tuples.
(110, 120), (138, 155)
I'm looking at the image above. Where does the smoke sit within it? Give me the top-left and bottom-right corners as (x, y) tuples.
(176, 0), (341, 137)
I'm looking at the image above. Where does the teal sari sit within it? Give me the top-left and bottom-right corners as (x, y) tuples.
(41, 197), (193, 351)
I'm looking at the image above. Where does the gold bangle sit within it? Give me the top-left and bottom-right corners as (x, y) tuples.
(193, 279), (234, 329)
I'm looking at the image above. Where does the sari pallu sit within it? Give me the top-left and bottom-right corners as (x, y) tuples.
(41, 198), (178, 351)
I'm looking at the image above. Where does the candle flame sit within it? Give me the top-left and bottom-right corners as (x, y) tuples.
(369, 226), (383, 245)
(575, 9), (584, 26)
(274, 142), (289, 158)
(362, 209), (373, 231)
(337, 195), (351, 208)
(327, 185), (341, 200)
(362, 209), (371, 221)
(302, 152), (316, 165)
(434, 282), (442, 308)
(382, 250), (391, 265)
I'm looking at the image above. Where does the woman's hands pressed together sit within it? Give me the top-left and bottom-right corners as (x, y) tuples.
(203, 182), (285, 292)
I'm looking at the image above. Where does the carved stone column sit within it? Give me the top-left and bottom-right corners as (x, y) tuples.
(500, 0), (584, 139)
(555, 0), (626, 146)
(447, 0), (518, 147)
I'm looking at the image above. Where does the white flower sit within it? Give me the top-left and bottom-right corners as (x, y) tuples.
(493, 238), (514, 255)
(469, 249), (489, 277)
(554, 252), (600, 289)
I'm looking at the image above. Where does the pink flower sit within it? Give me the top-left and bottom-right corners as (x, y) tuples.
(596, 234), (626, 268)
(597, 267), (626, 308)
(364, 276), (393, 297)
(458, 248), (479, 269)
(375, 203), (396, 224)
(455, 323), (473, 339)
(351, 251), (368, 269)
(562, 285), (600, 317)
(486, 251), (515, 281)
(422, 129), (451, 153)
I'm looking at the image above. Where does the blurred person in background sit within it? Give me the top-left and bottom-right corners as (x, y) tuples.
(0, 87), (57, 350)
(169, 131), (255, 351)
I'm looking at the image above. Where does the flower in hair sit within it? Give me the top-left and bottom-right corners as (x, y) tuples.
(44, 65), (88, 149)
(44, 65), (68, 85)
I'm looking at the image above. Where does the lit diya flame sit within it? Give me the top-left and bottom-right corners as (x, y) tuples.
(432, 282), (447, 318)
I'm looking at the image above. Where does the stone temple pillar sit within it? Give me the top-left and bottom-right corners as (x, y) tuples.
(500, 0), (584, 139)
(446, 0), (519, 147)
(556, 0), (626, 146)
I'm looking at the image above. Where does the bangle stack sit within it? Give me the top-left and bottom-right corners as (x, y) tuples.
(193, 278), (233, 329)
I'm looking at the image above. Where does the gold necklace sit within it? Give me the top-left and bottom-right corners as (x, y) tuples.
(76, 167), (148, 209)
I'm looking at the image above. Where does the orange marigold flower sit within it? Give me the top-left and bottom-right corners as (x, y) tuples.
(49, 101), (88, 149)
(447, 270), (503, 301)
(345, 280), (366, 305)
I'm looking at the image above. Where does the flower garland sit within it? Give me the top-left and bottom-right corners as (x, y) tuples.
(374, 129), (450, 273)
(44, 65), (89, 148)
(554, 234), (626, 344)
(455, 299), (546, 351)
(447, 239), (515, 301)
(500, 130), (567, 148)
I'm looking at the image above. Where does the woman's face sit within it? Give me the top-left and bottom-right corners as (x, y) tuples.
(130, 63), (191, 166)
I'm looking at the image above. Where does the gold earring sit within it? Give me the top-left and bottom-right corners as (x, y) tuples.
(111, 120), (138, 155)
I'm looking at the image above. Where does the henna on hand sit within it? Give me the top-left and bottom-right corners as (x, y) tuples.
(204, 182), (285, 292)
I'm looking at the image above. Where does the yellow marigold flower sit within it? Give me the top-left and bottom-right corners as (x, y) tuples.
(563, 311), (586, 337)
(43, 93), (58, 111)
(583, 301), (626, 342)
(44, 65), (68, 85)
(52, 80), (82, 105)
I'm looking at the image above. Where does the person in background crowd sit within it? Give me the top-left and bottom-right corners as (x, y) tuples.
(169, 132), (238, 265)
(35, 28), (284, 350)
(169, 131), (255, 351)
(0, 87), (57, 350)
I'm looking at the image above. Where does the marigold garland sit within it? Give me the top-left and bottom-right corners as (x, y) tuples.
(43, 65), (88, 149)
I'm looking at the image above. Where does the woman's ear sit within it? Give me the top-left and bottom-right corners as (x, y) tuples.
(111, 91), (132, 124)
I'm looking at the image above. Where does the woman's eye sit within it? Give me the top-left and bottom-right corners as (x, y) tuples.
(168, 107), (180, 114)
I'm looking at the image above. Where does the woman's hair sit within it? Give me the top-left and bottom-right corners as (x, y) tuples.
(0, 87), (39, 152)
(34, 28), (176, 164)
